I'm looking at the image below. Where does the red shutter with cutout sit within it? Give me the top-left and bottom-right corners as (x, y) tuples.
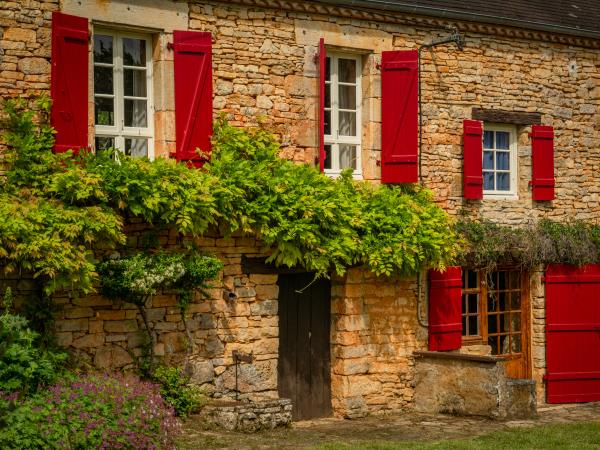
(381, 50), (418, 184)
(531, 125), (555, 201)
(318, 38), (326, 172)
(428, 267), (462, 351)
(463, 119), (483, 199)
(50, 11), (89, 154)
(174, 31), (212, 166)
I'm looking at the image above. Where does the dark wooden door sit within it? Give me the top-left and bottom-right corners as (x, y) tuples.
(278, 273), (332, 420)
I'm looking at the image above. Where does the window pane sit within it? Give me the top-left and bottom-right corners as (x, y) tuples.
(511, 292), (521, 310)
(510, 272), (520, 289)
(496, 172), (510, 191)
(325, 84), (331, 108)
(488, 335), (498, 355)
(124, 69), (147, 97)
(94, 35), (113, 63)
(483, 151), (494, 170)
(324, 110), (331, 135)
(325, 57), (331, 82)
(483, 171), (494, 190)
(488, 314), (497, 333)
(339, 111), (356, 136)
(95, 136), (114, 151)
(462, 315), (467, 336)
(339, 85), (356, 110)
(468, 294), (478, 313)
(123, 38), (146, 67)
(467, 270), (478, 289)
(511, 334), (522, 353)
(324, 144), (332, 170)
(468, 315), (478, 336)
(124, 138), (148, 158)
(338, 58), (356, 83)
(496, 151), (510, 170)
(496, 131), (510, 149)
(483, 130), (494, 149)
(124, 99), (147, 127)
(94, 66), (113, 95)
(499, 292), (508, 312)
(499, 334), (509, 354)
(94, 97), (114, 126)
(498, 271), (507, 290)
(488, 294), (497, 313)
(511, 313), (521, 332)
(500, 313), (509, 332)
(339, 144), (357, 170)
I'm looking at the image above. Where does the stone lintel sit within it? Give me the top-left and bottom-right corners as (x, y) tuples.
(472, 108), (542, 125)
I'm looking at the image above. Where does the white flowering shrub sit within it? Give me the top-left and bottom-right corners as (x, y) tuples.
(98, 252), (222, 302)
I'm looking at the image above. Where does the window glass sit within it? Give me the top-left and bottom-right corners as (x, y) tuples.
(94, 97), (114, 126)
(94, 30), (152, 158)
(483, 126), (516, 196)
(323, 53), (362, 176)
(462, 269), (524, 356)
(123, 38), (146, 67)
(94, 35), (113, 63)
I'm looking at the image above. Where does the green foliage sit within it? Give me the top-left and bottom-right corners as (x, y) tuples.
(0, 290), (67, 395)
(457, 218), (600, 270)
(1, 98), (457, 299)
(0, 374), (179, 449)
(153, 366), (207, 418)
(207, 118), (458, 276)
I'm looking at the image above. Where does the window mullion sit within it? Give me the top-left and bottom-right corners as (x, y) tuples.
(115, 32), (124, 137)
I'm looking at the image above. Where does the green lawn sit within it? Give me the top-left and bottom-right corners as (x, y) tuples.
(312, 422), (600, 450)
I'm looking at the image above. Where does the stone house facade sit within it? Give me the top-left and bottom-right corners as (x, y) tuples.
(1, 0), (600, 419)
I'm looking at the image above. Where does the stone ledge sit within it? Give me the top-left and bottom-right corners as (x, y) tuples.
(413, 350), (506, 364)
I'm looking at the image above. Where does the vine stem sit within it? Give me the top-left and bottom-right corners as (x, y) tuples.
(136, 295), (155, 373)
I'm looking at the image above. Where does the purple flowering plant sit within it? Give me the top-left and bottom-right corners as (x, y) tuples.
(0, 374), (180, 449)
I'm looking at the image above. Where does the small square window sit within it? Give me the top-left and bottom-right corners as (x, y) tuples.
(482, 124), (517, 198)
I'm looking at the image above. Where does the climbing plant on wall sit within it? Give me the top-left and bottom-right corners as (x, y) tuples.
(0, 98), (459, 298)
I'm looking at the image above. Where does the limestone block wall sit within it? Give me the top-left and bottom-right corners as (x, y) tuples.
(331, 268), (427, 418)
(47, 227), (281, 402)
(0, 0), (56, 101)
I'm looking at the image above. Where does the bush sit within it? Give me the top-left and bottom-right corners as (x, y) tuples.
(0, 374), (180, 449)
(153, 366), (207, 418)
(0, 289), (67, 395)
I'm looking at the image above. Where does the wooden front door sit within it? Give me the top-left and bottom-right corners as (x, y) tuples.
(462, 269), (531, 379)
(278, 273), (332, 420)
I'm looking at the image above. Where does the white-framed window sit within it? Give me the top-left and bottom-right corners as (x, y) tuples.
(324, 52), (362, 177)
(93, 29), (154, 158)
(483, 124), (517, 198)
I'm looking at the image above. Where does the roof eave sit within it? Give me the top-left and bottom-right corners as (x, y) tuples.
(317, 0), (600, 40)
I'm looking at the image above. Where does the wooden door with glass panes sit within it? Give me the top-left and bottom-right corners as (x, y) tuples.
(462, 269), (531, 379)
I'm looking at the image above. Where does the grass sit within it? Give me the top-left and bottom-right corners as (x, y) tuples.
(311, 422), (600, 450)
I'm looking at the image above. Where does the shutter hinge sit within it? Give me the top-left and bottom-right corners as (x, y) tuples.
(376, 159), (381, 167)
(167, 42), (174, 51)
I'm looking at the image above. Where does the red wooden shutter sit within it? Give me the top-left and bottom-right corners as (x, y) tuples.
(545, 264), (600, 403)
(174, 31), (212, 165)
(463, 119), (483, 199)
(531, 125), (555, 201)
(428, 266), (462, 351)
(318, 38), (326, 172)
(381, 50), (418, 183)
(50, 11), (89, 154)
